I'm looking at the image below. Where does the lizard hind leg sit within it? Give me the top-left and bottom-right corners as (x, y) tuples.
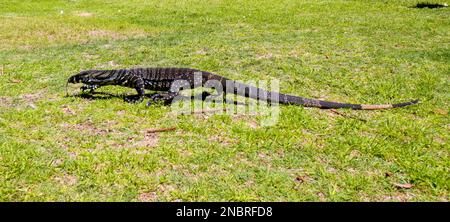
(146, 91), (179, 106)
(124, 80), (146, 103)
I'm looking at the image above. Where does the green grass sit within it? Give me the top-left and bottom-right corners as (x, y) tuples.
(0, 0), (448, 201)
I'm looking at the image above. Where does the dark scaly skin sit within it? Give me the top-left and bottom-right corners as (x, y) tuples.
(67, 68), (419, 110)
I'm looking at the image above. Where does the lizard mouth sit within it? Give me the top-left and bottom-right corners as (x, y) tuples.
(67, 76), (76, 83)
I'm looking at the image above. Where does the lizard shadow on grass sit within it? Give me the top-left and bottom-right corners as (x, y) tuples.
(68, 91), (246, 106)
(411, 2), (448, 8)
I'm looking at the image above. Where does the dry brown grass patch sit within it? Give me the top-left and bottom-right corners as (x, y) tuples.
(75, 12), (93, 17)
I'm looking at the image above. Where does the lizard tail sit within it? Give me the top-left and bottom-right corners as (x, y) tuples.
(224, 80), (419, 110)
(280, 94), (419, 110)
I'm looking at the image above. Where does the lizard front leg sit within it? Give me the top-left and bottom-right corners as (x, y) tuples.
(124, 77), (145, 103)
(80, 84), (99, 93)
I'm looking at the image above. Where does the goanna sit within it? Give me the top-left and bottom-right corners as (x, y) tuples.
(67, 67), (419, 110)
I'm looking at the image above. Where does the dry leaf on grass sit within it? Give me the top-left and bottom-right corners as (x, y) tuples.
(434, 109), (448, 116)
(393, 183), (414, 189)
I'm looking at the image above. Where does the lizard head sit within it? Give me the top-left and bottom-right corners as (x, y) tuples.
(68, 70), (112, 85)
(68, 70), (92, 84)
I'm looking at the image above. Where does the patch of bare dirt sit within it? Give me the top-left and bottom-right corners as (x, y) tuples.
(180, 149), (192, 157)
(134, 134), (159, 148)
(291, 173), (316, 192)
(138, 192), (158, 202)
(20, 92), (43, 103)
(131, 129), (164, 148)
(76, 12), (93, 17)
(232, 115), (260, 129)
(102, 120), (119, 128)
(233, 152), (257, 168)
(158, 184), (176, 196)
(83, 53), (100, 60)
(327, 167), (337, 173)
(247, 119), (259, 129)
(195, 48), (208, 55)
(0, 96), (13, 107)
(381, 192), (415, 202)
(60, 121), (112, 136)
(108, 127), (175, 149)
(244, 180), (255, 187)
(138, 183), (178, 202)
(20, 93), (42, 109)
(68, 151), (78, 159)
(256, 53), (274, 60)
(317, 192), (326, 201)
(54, 173), (78, 186)
(348, 150), (361, 159)
(98, 60), (120, 68)
(51, 158), (64, 167)
(258, 152), (267, 159)
(88, 30), (119, 38)
(61, 105), (76, 115)
(1, 92), (47, 109)
(434, 108), (448, 115)
(393, 183), (414, 189)
(208, 134), (237, 146)
(87, 29), (146, 41)
(433, 137), (446, 144)
(10, 79), (22, 83)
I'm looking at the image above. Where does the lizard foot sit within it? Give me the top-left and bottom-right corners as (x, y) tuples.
(147, 93), (176, 106)
(80, 85), (98, 93)
(124, 95), (143, 103)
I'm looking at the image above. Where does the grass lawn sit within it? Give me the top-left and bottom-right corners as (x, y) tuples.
(0, 0), (448, 201)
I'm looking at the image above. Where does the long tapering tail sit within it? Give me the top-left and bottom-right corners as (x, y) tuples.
(280, 94), (419, 110)
(221, 79), (419, 110)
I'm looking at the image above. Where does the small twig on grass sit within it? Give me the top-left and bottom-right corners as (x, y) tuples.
(146, 127), (177, 133)
(0, 66), (3, 76)
(329, 109), (367, 122)
(192, 108), (229, 115)
(176, 108), (228, 115)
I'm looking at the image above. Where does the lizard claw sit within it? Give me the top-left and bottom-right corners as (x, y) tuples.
(80, 85), (88, 93)
(148, 93), (173, 106)
(124, 95), (143, 103)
